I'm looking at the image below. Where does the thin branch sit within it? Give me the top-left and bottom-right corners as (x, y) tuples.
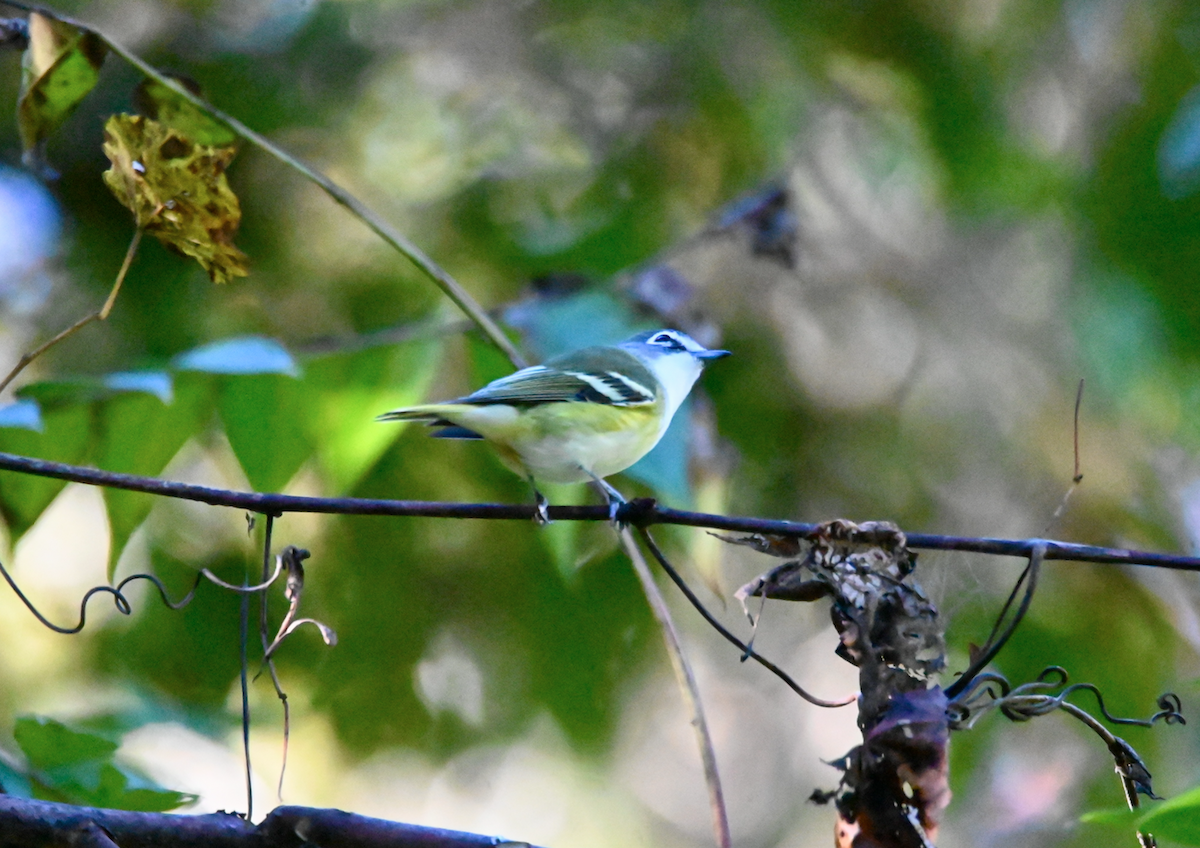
(0, 228), (143, 396)
(1073, 377), (1084, 483)
(1043, 377), (1086, 535)
(0, 451), (1198, 571)
(637, 527), (854, 708)
(258, 537), (290, 803)
(237, 513), (271, 821)
(197, 558), (283, 593)
(945, 664), (1177, 847)
(944, 543), (1044, 700)
(0, 1), (526, 370)
(618, 527), (731, 848)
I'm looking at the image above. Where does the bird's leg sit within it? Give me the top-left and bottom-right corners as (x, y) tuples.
(527, 476), (551, 525)
(583, 469), (626, 525)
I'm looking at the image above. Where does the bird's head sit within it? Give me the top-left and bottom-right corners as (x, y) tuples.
(623, 328), (731, 364)
(621, 329), (730, 419)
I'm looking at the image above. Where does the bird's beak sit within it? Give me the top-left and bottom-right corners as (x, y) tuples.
(693, 349), (731, 360)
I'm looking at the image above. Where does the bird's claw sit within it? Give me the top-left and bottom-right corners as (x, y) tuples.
(533, 494), (551, 526)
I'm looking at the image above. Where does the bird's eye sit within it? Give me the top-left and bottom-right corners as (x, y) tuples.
(652, 332), (682, 348)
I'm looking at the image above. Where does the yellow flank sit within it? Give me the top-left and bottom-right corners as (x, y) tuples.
(403, 399), (663, 483)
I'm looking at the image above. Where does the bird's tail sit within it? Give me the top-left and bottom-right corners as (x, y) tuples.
(376, 405), (484, 440)
(376, 405), (441, 423)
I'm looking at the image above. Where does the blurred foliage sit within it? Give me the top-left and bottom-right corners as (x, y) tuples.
(0, 1), (1198, 846)
(3, 715), (194, 811)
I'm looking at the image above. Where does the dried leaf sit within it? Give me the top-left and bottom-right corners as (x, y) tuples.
(102, 114), (249, 284)
(743, 519), (948, 847)
(735, 561), (831, 609)
(709, 530), (804, 558)
(18, 13), (106, 156)
(712, 183), (798, 267)
(301, 618), (338, 646)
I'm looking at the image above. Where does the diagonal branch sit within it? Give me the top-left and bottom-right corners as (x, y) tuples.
(637, 527), (854, 708)
(0, 227), (143, 396)
(0, 0), (527, 371)
(618, 526), (731, 848)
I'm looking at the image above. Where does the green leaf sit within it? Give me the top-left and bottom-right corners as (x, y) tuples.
(90, 763), (195, 813)
(504, 287), (644, 361)
(0, 399), (92, 542)
(16, 378), (109, 406)
(134, 76), (239, 148)
(0, 399), (42, 431)
(14, 716), (117, 771)
(0, 374), (210, 570)
(306, 339), (442, 492)
(174, 336), (298, 375)
(1080, 806), (1142, 828)
(103, 371), (174, 402)
(96, 373), (210, 577)
(217, 372), (312, 493)
(17, 13), (106, 155)
(1135, 784), (1200, 845)
(13, 716), (194, 812)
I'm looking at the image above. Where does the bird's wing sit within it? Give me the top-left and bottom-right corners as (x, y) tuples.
(461, 349), (660, 407)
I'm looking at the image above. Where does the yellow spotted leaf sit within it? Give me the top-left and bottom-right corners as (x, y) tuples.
(102, 114), (249, 284)
(18, 12), (107, 154)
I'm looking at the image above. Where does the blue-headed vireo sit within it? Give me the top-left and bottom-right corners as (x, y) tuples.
(378, 329), (730, 521)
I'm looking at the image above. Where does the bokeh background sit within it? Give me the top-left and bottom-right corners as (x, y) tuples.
(1, 0), (1200, 846)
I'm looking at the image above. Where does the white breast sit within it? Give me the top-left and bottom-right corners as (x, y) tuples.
(649, 354), (704, 438)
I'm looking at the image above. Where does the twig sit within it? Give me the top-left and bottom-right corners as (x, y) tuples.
(946, 665), (1180, 848)
(1043, 378), (1086, 535)
(259, 541), (291, 802)
(237, 514), (272, 820)
(0, 228), (142, 396)
(637, 527), (854, 707)
(618, 527), (731, 848)
(945, 543), (1044, 699)
(1073, 378), (1084, 483)
(0, 451), (1198, 571)
(197, 558), (283, 593)
(0, 1), (526, 371)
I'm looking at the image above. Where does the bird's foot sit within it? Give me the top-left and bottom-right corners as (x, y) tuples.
(589, 474), (627, 529)
(527, 477), (552, 525)
(533, 492), (551, 526)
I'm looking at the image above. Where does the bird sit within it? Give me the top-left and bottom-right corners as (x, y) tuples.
(378, 328), (730, 523)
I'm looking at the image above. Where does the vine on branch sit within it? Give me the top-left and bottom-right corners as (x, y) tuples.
(725, 519), (1184, 848)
